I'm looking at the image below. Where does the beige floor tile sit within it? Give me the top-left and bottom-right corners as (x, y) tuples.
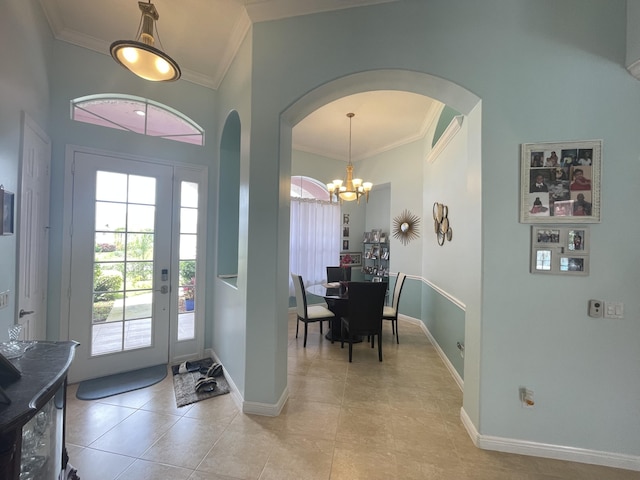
(63, 313), (637, 480)
(89, 409), (180, 456)
(330, 444), (398, 480)
(196, 426), (277, 479)
(65, 402), (136, 447)
(117, 459), (193, 480)
(140, 416), (225, 469)
(259, 433), (334, 480)
(70, 447), (136, 480)
(282, 398), (341, 440)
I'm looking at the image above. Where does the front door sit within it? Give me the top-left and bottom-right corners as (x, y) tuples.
(67, 151), (173, 382)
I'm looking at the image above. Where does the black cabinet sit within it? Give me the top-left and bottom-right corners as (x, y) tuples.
(0, 341), (78, 480)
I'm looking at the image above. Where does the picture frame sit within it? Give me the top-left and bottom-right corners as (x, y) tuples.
(0, 186), (15, 236)
(340, 252), (362, 267)
(520, 140), (601, 224)
(530, 226), (589, 275)
(342, 240), (349, 251)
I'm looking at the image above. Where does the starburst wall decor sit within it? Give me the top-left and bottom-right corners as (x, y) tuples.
(392, 209), (420, 246)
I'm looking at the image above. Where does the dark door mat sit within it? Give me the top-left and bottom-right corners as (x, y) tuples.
(76, 364), (167, 400)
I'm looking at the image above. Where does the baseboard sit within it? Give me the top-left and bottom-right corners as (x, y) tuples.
(400, 314), (463, 391)
(205, 347), (288, 416)
(460, 407), (640, 472)
(242, 386), (289, 417)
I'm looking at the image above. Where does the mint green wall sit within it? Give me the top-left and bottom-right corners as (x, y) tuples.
(432, 106), (461, 147)
(0, 0), (52, 339)
(252, 0), (640, 459)
(217, 112), (241, 276)
(212, 34), (253, 398)
(5, 0), (640, 463)
(423, 281), (465, 378)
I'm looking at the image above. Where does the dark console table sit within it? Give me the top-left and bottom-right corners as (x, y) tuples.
(0, 341), (78, 480)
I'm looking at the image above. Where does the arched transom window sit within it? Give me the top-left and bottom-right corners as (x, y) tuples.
(71, 94), (204, 146)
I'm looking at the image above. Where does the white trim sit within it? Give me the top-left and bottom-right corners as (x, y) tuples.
(426, 115), (464, 164)
(460, 408), (640, 472)
(423, 277), (466, 310)
(206, 348), (244, 411)
(243, 387), (289, 417)
(406, 314), (464, 391)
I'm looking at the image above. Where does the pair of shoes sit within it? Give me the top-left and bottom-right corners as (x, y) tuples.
(178, 361), (200, 374)
(195, 376), (217, 393)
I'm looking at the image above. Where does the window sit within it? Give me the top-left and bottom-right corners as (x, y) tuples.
(71, 94), (204, 146)
(289, 176), (340, 295)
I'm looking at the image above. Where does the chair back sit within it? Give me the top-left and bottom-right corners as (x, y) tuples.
(327, 266), (351, 282)
(291, 273), (308, 318)
(391, 273), (407, 310)
(346, 282), (387, 335)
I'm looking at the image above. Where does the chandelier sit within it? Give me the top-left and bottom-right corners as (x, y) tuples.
(327, 113), (373, 204)
(110, 1), (181, 82)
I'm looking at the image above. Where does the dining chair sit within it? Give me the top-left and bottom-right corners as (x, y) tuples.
(326, 266), (351, 282)
(291, 273), (335, 347)
(383, 272), (406, 344)
(340, 281), (387, 362)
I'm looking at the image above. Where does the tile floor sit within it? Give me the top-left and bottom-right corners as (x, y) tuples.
(66, 313), (637, 480)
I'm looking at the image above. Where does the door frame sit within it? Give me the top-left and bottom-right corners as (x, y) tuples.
(59, 145), (208, 372)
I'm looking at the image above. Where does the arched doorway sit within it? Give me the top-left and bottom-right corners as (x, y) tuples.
(279, 69), (482, 423)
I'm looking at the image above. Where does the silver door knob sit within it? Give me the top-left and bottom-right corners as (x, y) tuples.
(19, 309), (34, 318)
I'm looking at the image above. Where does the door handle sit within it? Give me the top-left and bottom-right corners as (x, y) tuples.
(19, 309), (34, 318)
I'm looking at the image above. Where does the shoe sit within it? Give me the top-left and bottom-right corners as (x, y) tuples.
(195, 376), (217, 393)
(178, 361), (199, 374)
(205, 363), (223, 377)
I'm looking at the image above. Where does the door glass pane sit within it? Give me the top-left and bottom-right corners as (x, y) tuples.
(91, 171), (156, 356)
(178, 181), (198, 341)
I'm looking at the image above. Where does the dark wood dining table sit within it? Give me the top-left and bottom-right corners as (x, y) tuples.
(306, 283), (362, 342)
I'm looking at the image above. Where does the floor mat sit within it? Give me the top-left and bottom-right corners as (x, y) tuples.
(172, 358), (230, 407)
(76, 364), (167, 400)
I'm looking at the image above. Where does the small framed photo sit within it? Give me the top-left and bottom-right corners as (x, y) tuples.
(343, 213), (350, 225)
(343, 226), (349, 237)
(340, 252), (362, 267)
(530, 226), (589, 275)
(363, 231), (371, 243)
(342, 240), (349, 251)
(0, 186), (15, 236)
(520, 140), (601, 224)
(371, 229), (381, 242)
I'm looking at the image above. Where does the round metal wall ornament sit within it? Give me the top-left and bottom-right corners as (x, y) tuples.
(392, 209), (421, 246)
(432, 202), (453, 246)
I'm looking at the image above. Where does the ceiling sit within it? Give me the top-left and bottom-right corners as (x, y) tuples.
(39, 0), (442, 161)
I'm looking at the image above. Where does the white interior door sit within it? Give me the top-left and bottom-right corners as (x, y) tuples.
(67, 151), (173, 382)
(17, 114), (51, 341)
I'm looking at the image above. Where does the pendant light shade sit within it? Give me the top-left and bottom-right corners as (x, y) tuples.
(110, 1), (181, 82)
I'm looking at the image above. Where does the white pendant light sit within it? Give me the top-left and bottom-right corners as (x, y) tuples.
(110, 1), (181, 82)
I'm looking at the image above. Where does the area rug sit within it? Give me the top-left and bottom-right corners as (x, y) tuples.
(172, 357), (230, 407)
(76, 364), (167, 400)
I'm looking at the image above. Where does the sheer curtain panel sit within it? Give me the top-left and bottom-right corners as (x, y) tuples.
(289, 198), (340, 296)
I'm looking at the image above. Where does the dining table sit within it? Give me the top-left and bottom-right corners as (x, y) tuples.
(306, 282), (362, 343)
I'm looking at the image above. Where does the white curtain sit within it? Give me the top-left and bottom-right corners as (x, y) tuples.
(289, 198), (340, 296)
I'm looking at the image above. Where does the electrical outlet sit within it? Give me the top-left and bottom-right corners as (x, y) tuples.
(0, 291), (9, 309)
